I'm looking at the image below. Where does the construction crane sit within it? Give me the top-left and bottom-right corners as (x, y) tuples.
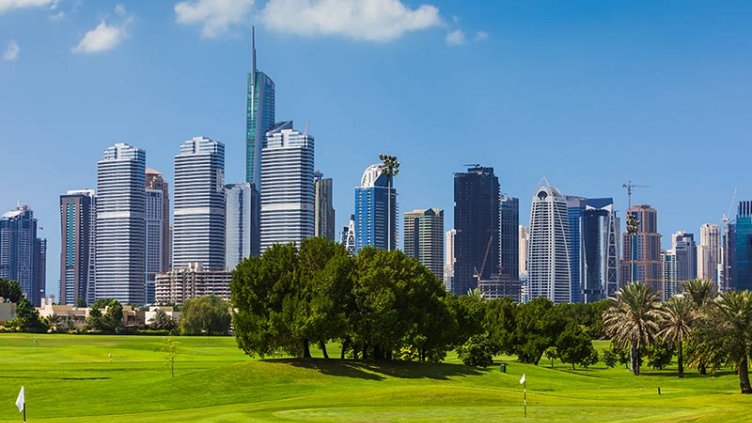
(722, 187), (738, 227)
(473, 236), (494, 288)
(622, 180), (651, 209)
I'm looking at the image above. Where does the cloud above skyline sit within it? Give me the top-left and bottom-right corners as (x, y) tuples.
(260, 0), (442, 43)
(445, 29), (464, 46)
(71, 5), (131, 54)
(0, 0), (57, 14)
(3, 39), (19, 61)
(175, 0), (254, 39)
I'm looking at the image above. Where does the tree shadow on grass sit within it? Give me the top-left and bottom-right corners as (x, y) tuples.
(266, 358), (485, 381)
(639, 369), (738, 378)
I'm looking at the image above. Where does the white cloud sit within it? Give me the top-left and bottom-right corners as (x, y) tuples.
(475, 31), (488, 42)
(71, 4), (131, 54)
(260, 0), (442, 43)
(48, 10), (64, 20)
(445, 29), (464, 46)
(175, 0), (254, 39)
(0, 0), (57, 13)
(3, 39), (19, 61)
(115, 3), (126, 16)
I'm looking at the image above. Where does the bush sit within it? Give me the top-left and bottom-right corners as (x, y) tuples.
(457, 334), (495, 368)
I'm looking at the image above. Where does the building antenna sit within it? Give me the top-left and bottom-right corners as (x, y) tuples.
(251, 25), (257, 79)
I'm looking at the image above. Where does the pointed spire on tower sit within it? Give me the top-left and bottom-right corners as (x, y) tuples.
(252, 25), (257, 82)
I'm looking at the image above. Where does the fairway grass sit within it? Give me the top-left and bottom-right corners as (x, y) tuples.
(0, 334), (748, 422)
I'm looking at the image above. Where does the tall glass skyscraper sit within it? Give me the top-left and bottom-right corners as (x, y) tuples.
(499, 195), (519, 282)
(582, 198), (620, 302)
(0, 205), (46, 306)
(453, 166), (499, 296)
(735, 201), (752, 291)
(566, 196), (586, 303)
(225, 182), (259, 270)
(259, 122), (315, 252)
(173, 137), (226, 270)
(403, 208), (444, 279)
(314, 172), (336, 241)
(59, 190), (96, 305)
(145, 169), (170, 304)
(95, 143), (146, 304)
(246, 28), (276, 187)
(698, 223), (721, 289)
(354, 163), (398, 253)
(528, 183), (571, 304)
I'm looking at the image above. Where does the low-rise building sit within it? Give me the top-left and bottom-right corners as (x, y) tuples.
(155, 263), (232, 305)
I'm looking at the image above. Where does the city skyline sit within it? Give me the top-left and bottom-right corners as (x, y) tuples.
(4, 2), (752, 296)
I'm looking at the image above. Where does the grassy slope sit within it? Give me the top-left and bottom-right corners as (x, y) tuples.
(0, 334), (748, 422)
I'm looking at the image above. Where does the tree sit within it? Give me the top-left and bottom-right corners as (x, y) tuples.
(87, 299), (124, 334)
(682, 279), (716, 375)
(1, 278), (46, 333)
(692, 290), (752, 393)
(448, 294), (486, 348)
(682, 279), (716, 309)
(659, 295), (695, 377)
(180, 295), (231, 336)
(645, 342), (674, 370)
(603, 282), (665, 375)
(556, 323), (599, 370)
(512, 297), (566, 364)
(457, 334), (495, 368)
(483, 297), (516, 355)
(160, 338), (178, 378)
(602, 348), (617, 368)
(149, 309), (177, 333)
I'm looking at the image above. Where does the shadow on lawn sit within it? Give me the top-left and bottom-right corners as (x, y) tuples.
(267, 358), (485, 381)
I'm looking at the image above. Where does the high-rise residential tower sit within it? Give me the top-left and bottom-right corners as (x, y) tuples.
(246, 28), (276, 187)
(403, 208), (444, 279)
(95, 143), (146, 304)
(354, 163), (398, 252)
(582, 198), (620, 302)
(672, 231), (697, 295)
(566, 196), (586, 303)
(622, 205), (662, 295)
(528, 183), (571, 304)
(314, 172), (335, 241)
(144, 170), (169, 304)
(225, 182), (260, 270)
(697, 223), (721, 289)
(173, 137), (226, 270)
(145, 169), (170, 270)
(59, 190), (96, 305)
(0, 205), (46, 306)
(259, 122), (315, 252)
(453, 166), (500, 295)
(518, 225), (529, 280)
(499, 195), (519, 282)
(444, 229), (456, 292)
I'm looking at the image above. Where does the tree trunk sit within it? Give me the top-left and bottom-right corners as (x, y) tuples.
(320, 341), (329, 359)
(302, 340), (311, 359)
(740, 356), (752, 394)
(631, 341), (640, 376)
(572, 363), (575, 370)
(341, 337), (350, 360)
(677, 340), (684, 378)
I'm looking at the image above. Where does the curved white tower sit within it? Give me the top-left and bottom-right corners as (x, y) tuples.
(528, 182), (571, 303)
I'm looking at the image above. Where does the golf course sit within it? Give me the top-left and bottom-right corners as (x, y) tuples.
(0, 333), (748, 422)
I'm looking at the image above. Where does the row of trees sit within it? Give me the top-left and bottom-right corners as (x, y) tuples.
(603, 280), (752, 393)
(0, 278), (46, 332)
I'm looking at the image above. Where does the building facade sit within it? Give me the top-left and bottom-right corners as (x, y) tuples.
(697, 223), (721, 290)
(354, 163), (397, 252)
(314, 172), (336, 241)
(145, 169), (170, 271)
(566, 196), (586, 303)
(0, 205), (46, 306)
(154, 262), (232, 305)
(59, 190), (96, 305)
(403, 208), (444, 279)
(582, 198), (620, 302)
(173, 137), (226, 270)
(246, 28), (276, 187)
(622, 205), (662, 296)
(444, 229), (456, 292)
(453, 166), (500, 296)
(527, 183), (571, 304)
(671, 231), (697, 296)
(95, 143), (146, 304)
(225, 182), (260, 269)
(735, 201), (752, 291)
(259, 122), (315, 252)
(499, 195), (519, 282)
(144, 178), (166, 305)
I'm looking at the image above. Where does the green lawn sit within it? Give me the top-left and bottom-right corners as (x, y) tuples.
(0, 334), (748, 422)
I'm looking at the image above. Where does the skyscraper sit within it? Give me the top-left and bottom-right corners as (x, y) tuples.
(697, 223), (721, 289)
(499, 195), (519, 282)
(735, 201), (752, 291)
(95, 143), (146, 304)
(144, 170), (168, 305)
(582, 198), (620, 302)
(342, 214), (356, 255)
(173, 137), (226, 270)
(59, 190), (95, 305)
(314, 172), (335, 241)
(225, 182), (259, 270)
(0, 205), (46, 306)
(453, 166), (499, 295)
(259, 122), (315, 252)
(354, 163), (397, 252)
(566, 196), (586, 303)
(246, 27), (276, 187)
(528, 183), (571, 304)
(518, 225), (529, 299)
(444, 229), (456, 292)
(673, 231), (697, 288)
(403, 208), (444, 279)
(622, 205), (662, 295)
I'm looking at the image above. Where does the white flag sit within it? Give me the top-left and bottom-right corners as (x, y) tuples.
(15, 386), (24, 412)
(519, 374), (526, 385)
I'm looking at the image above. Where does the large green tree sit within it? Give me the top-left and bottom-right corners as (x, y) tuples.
(180, 295), (231, 336)
(603, 282), (665, 375)
(512, 297), (567, 364)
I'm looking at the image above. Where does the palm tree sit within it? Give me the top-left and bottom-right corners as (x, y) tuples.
(659, 296), (695, 378)
(603, 282), (665, 375)
(682, 279), (716, 375)
(693, 290), (752, 393)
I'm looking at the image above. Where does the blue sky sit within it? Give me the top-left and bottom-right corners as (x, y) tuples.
(2, 0), (751, 297)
